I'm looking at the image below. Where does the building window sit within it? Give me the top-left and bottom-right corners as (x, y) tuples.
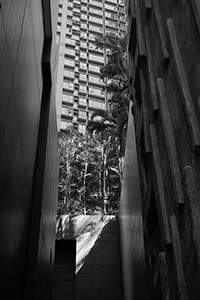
(62, 94), (74, 104)
(79, 85), (87, 93)
(79, 73), (87, 81)
(89, 87), (102, 96)
(64, 59), (75, 68)
(80, 41), (87, 49)
(63, 81), (74, 90)
(79, 97), (87, 106)
(89, 16), (102, 24)
(65, 49), (75, 57)
(89, 99), (105, 109)
(89, 64), (100, 73)
(80, 52), (87, 60)
(80, 62), (87, 70)
(63, 70), (74, 79)
(89, 54), (104, 63)
(80, 32), (87, 39)
(88, 25), (102, 33)
(89, 76), (100, 84)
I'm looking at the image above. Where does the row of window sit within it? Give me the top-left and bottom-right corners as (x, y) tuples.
(67, 0), (124, 4)
(65, 50), (104, 60)
(61, 99), (105, 115)
(63, 70), (102, 84)
(64, 54), (104, 67)
(62, 82), (104, 96)
(66, 23), (103, 33)
(65, 30), (97, 42)
(64, 59), (102, 73)
(66, 9), (125, 25)
(62, 107), (87, 118)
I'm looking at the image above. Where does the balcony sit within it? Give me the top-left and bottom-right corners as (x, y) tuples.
(88, 25), (103, 34)
(88, 99), (105, 109)
(62, 94), (74, 106)
(89, 0), (102, 8)
(79, 84), (87, 95)
(65, 49), (75, 58)
(78, 97), (87, 108)
(79, 73), (87, 83)
(80, 52), (87, 60)
(63, 70), (74, 80)
(63, 82), (74, 93)
(78, 111), (87, 121)
(64, 58), (75, 69)
(88, 64), (100, 74)
(88, 54), (104, 64)
(61, 108), (73, 120)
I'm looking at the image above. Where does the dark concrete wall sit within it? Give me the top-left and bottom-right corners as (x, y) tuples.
(120, 0), (200, 299)
(53, 240), (76, 300)
(0, 1), (58, 299)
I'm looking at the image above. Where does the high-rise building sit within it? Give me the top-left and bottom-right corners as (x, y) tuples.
(56, 0), (126, 134)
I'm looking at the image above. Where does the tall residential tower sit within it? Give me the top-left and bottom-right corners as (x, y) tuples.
(56, 0), (126, 133)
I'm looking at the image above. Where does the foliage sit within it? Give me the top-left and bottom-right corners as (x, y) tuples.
(94, 33), (127, 81)
(57, 126), (121, 216)
(93, 33), (130, 157)
(86, 111), (123, 216)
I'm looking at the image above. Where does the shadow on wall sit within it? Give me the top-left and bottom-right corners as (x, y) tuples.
(76, 216), (116, 273)
(75, 216), (123, 300)
(56, 215), (115, 273)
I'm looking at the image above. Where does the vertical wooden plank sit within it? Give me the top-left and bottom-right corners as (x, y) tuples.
(145, 0), (152, 15)
(140, 69), (151, 153)
(149, 124), (171, 245)
(188, 0), (200, 35)
(152, 0), (169, 67)
(134, 0), (147, 59)
(170, 215), (188, 300)
(144, 27), (159, 113)
(167, 18), (200, 154)
(183, 165), (200, 268)
(159, 252), (170, 300)
(157, 78), (184, 208)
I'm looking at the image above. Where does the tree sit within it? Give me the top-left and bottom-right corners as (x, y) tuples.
(57, 127), (85, 215)
(86, 110), (123, 217)
(58, 126), (119, 216)
(94, 33), (127, 81)
(93, 33), (130, 157)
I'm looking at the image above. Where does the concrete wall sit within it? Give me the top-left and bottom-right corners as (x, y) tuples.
(119, 108), (150, 300)
(120, 0), (200, 299)
(53, 240), (76, 300)
(0, 1), (58, 299)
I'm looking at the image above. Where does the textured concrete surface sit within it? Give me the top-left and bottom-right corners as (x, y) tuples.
(121, 0), (200, 299)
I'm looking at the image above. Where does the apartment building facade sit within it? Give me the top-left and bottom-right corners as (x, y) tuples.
(56, 0), (126, 133)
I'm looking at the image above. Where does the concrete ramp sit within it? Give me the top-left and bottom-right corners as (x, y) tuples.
(75, 217), (123, 300)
